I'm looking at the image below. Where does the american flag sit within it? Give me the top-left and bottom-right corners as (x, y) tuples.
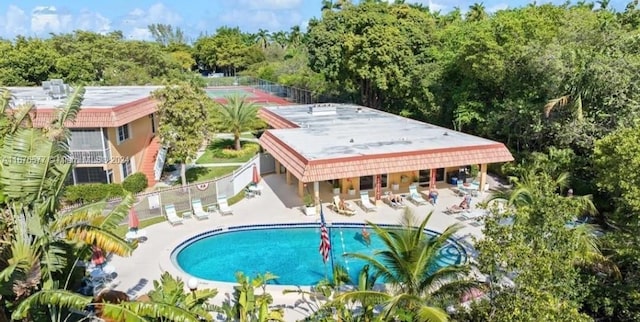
(319, 207), (331, 263)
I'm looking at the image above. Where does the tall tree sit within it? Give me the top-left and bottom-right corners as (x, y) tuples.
(152, 83), (212, 186)
(148, 23), (188, 46)
(211, 95), (264, 151)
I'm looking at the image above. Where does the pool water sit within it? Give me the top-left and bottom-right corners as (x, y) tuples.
(174, 226), (466, 286)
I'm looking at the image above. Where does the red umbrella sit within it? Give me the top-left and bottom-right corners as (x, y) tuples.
(91, 246), (106, 266)
(128, 208), (139, 230)
(252, 164), (261, 184)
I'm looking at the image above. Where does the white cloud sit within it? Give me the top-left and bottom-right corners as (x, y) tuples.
(237, 0), (303, 10)
(118, 3), (183, 39)
(30, 6), (73, 34)
(75, 10), (111, 34)
(0, 5), (29, 37)
(219, 9), (282, 31)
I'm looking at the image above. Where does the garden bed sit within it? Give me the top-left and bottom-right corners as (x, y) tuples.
(196, 138), (260, 164)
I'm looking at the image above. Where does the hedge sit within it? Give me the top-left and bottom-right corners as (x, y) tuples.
(122, 172), (148, 193)
(64, 183), (126, 204)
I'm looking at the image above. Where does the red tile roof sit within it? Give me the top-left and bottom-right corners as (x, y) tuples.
(260, 130), (514, 182)
(29, 98), (157, 128)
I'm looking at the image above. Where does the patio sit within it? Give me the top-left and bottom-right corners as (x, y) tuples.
(107, 173), (490, 321)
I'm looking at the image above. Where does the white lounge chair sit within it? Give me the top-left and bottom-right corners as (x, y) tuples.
(191, 198), (210, 220)
(164, 204), (183, 225)
(217, 195), (233, 216)
(359, 191), (377, 212)
(408, 186), (428, 205)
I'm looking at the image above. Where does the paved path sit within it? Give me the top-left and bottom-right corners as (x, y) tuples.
(109, 174), (490, 321)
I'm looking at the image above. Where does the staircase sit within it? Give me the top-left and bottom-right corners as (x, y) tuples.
(139, 136), (161, 186)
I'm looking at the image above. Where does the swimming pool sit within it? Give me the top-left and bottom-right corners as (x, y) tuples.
(172, 224), (466, 286)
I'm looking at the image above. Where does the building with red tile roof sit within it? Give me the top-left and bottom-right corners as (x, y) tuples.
(258, 103), (514, 200)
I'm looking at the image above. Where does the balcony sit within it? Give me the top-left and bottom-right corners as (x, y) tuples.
(70, 149), (111, 165)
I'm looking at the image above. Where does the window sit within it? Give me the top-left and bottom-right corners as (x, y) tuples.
(359, 174), (387, 191)
(150, 114), (156, 133)
(121, 159), (132, 179)
(117, 124), (131, 144)
(74, 167), (107, 184)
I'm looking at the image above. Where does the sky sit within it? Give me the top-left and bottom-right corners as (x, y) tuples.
(0, 0), (633, 41)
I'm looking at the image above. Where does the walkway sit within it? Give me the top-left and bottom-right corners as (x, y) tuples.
(109, 174), (489, 321)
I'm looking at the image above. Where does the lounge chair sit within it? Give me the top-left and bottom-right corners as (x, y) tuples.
(191, 198), (211, 220)
(164, 204), (183, 225)
(461, 209), (487, 221)
(217, 195), (233, 216)
(445, 205), (466, 215)
(408, 186), (428, 205)
(332, 195), (356, 216)
(359, 191), (377, 212)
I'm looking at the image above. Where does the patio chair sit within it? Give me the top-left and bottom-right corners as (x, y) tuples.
(191, 198), (211, 220)
(164, 204), (183, 225)
(217, 195), (233, 216)
(461, 209), (488, 221)
(359, 191), (377, 212)
(444, 205), (466, 215)
(408, 186), (428, 206)
(332, 195), (356, 216)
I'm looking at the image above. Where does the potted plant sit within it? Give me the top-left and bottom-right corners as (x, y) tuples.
(347, 183), (356, 196)
(468, 165), (479, 183)
(332, 181), (341, 195)
(391, 181), (400, 191)
(303, 194), (316, 216)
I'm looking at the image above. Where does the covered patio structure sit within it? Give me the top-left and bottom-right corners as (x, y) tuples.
(258, 103), (514, 204)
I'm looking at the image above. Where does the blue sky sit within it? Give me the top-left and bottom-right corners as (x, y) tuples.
(0, 0), (632, 40)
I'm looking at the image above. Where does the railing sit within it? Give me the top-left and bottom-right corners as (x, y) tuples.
(154, 146), (168, 181)
(71, 149), (110, 164)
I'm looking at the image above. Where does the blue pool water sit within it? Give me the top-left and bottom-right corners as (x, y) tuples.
(174, 225), (466, 286)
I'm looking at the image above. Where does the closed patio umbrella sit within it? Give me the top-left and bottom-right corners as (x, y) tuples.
(252, 164), (261, 184)
(91, 246), (106, 266)
(128, 208), (139, 232)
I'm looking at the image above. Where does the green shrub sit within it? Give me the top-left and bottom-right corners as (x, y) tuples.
(220, 143), (260, 158)
(122, 172), (149, 193)
(64, 183), (126, 204)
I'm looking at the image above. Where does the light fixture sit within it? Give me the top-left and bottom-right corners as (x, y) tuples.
(187, 277), (198, 293)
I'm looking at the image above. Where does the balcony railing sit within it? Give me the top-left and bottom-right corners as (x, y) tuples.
(70, 149), (111, 165)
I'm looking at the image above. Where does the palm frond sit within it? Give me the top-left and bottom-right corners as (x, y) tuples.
(9, 102), (34, 133)
(543, 95), (570, 118)
(11, 289), (92, 320)
(49, 86), (84, 140)
(64, 227), (135, 257)
(102, 299), (203, 322)
(0, 87), (12, 112)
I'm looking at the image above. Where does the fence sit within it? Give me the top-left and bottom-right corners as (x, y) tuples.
(205, 76), (331, 104)
(68, 155), (264, 223)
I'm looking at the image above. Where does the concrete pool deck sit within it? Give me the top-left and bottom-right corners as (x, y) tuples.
(108, 174), (488, 321)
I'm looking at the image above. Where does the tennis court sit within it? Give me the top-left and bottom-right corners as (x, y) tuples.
(205, 87), (257, 98)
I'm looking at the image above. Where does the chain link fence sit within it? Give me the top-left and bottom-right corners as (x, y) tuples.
(205, 76), (320, 104)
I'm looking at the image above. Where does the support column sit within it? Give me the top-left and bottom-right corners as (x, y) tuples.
(313, 181), (320, 202)
(297, 180), (304, 198)
(275, 160), (281, 174)
(286, 169), (291, 185)
(479, 163), (488, 193)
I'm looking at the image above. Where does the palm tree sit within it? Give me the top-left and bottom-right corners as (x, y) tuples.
(211, 95), (264, 151)
(270, 31), (289, 49)
(0, 88), (34, 142)
(336, 209), (472, 321)
(289, 25), (302, 47)
(466, 2), (488, 22)
(255, 29), (270, 49)
(321, 0), (333, 11)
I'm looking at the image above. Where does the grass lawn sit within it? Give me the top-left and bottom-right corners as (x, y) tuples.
(178, 166), (239, 185)
(114, 216), (166, 238)
(196, 139), (258, 164)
